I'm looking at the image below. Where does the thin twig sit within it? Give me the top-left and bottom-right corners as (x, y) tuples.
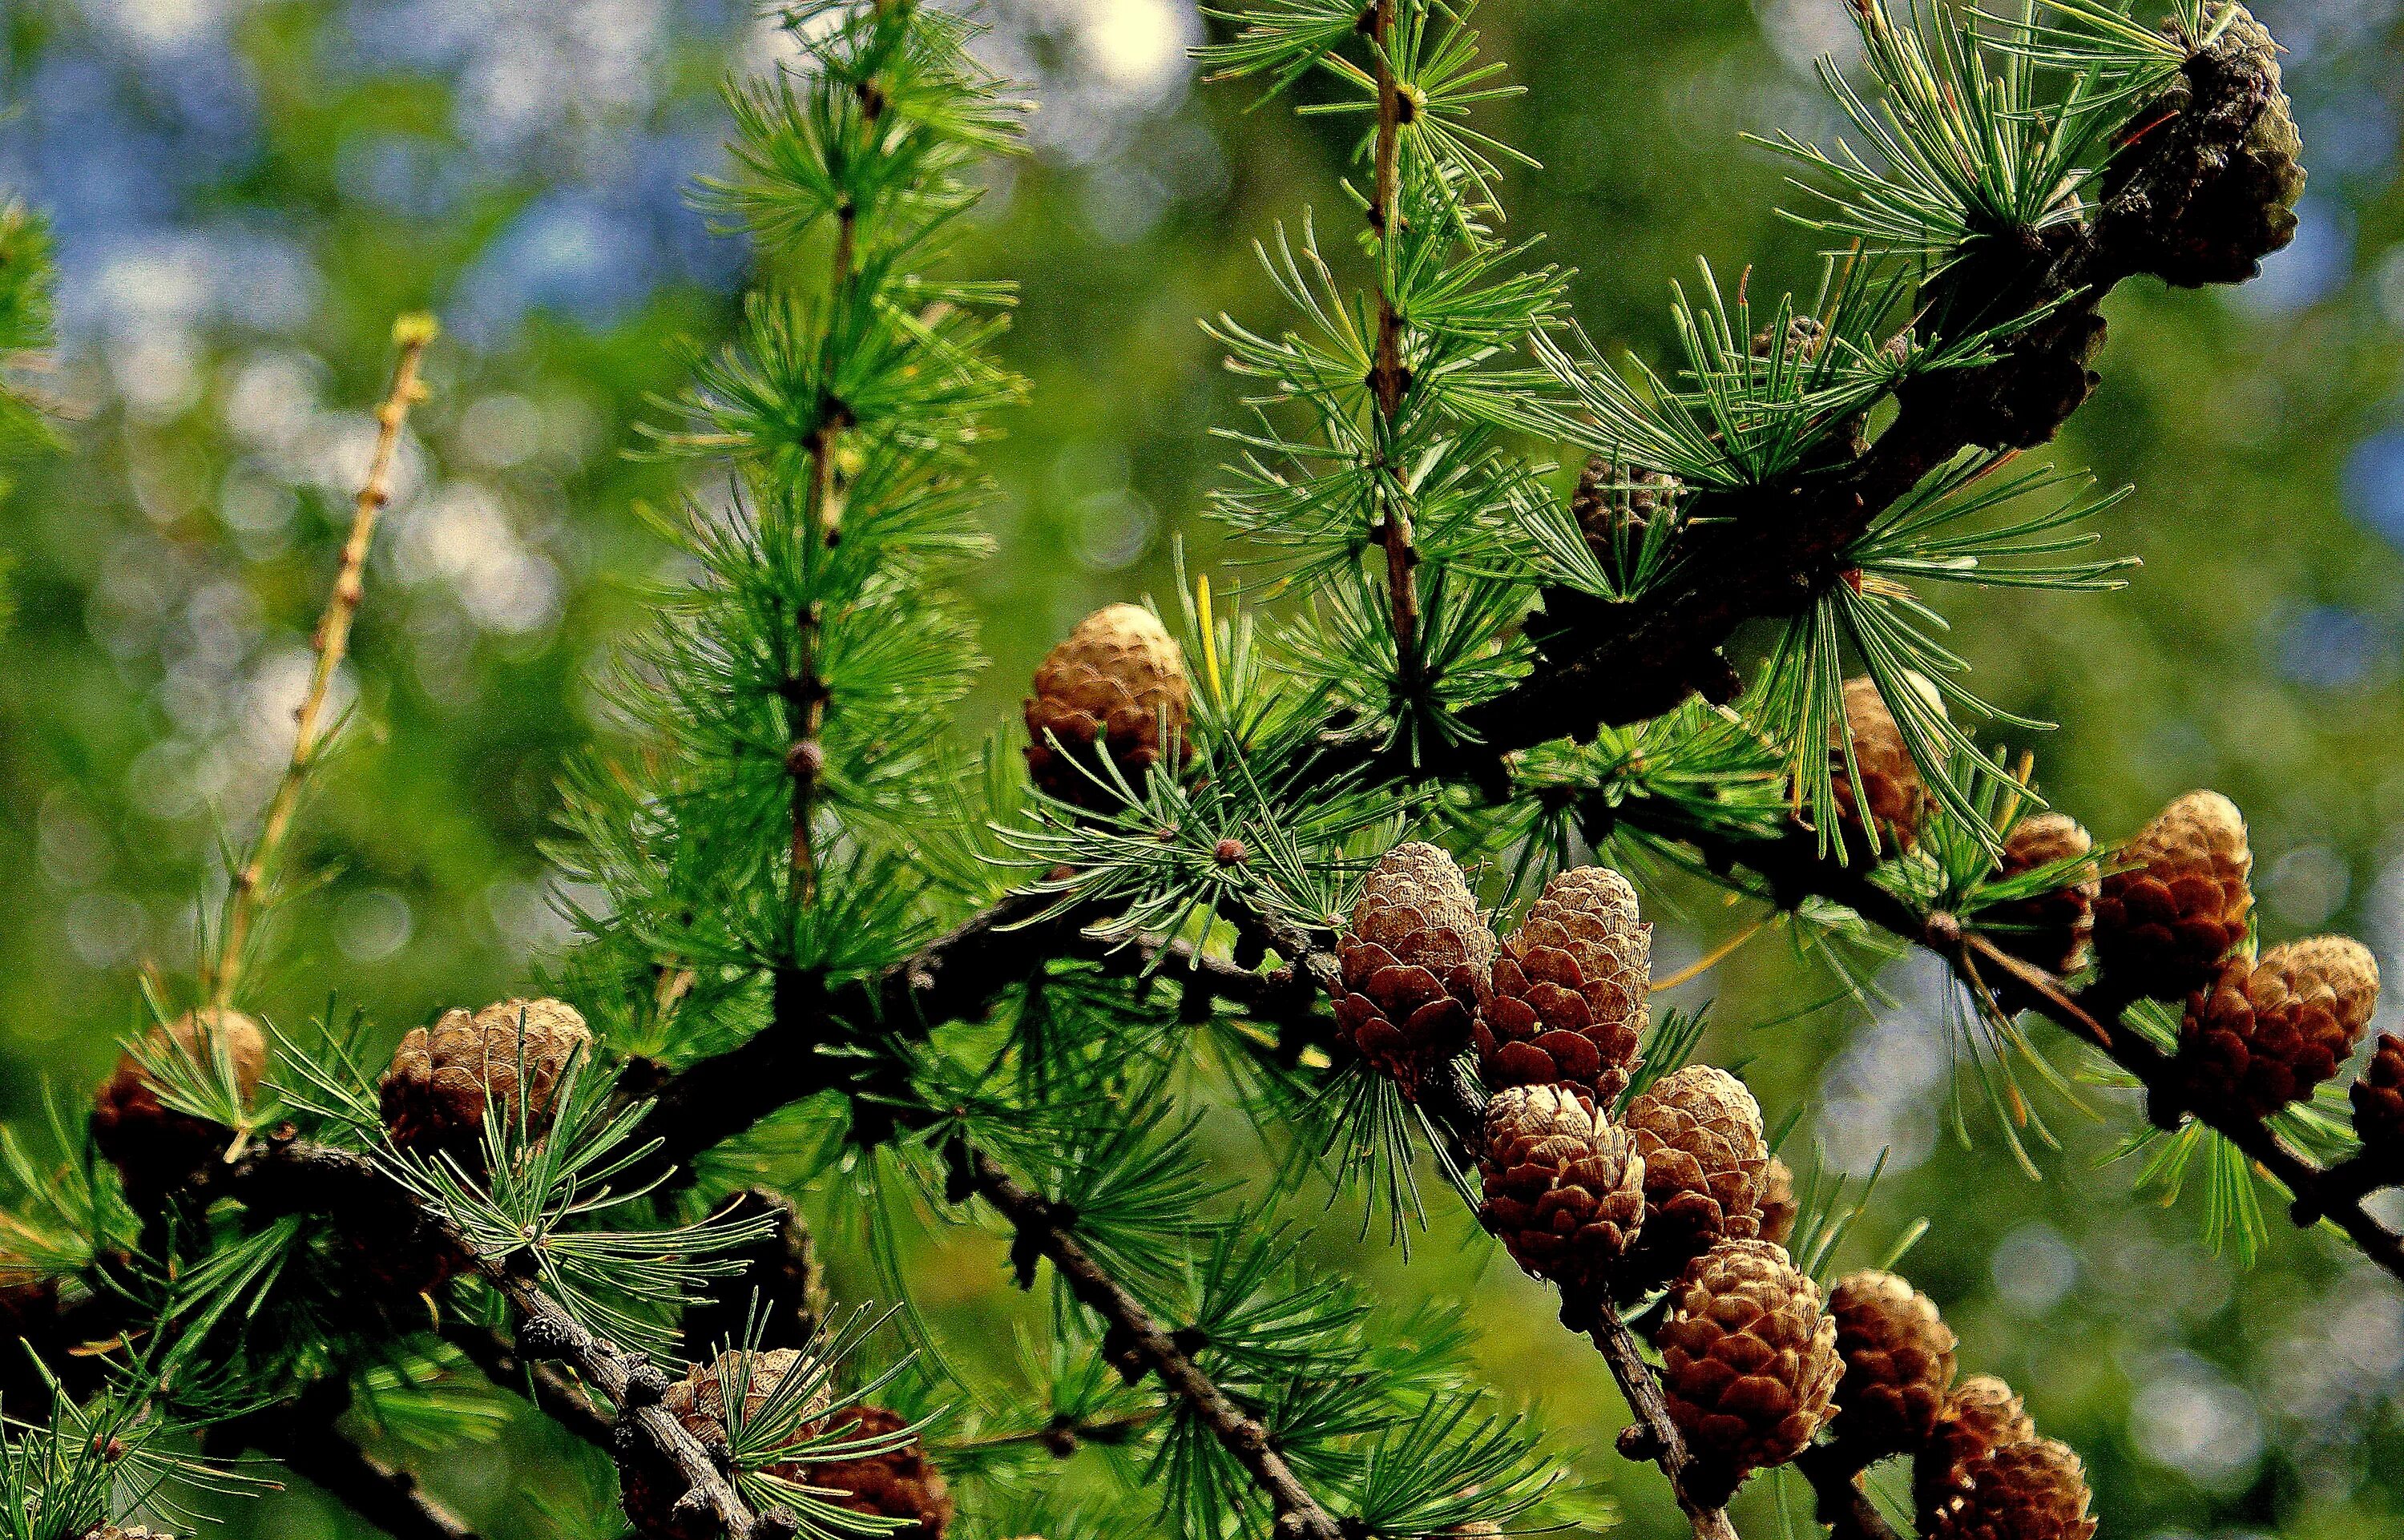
(1365, 0), (1423, 696)
(212, 314), (438, 1007)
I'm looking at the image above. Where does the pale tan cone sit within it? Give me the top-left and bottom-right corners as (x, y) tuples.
(1620, 1064), (1767, 1292)
(380, 997), (592, 1157)
(91, 1007), (267, 1195)
(1830, 674), (1940, 861)
(2180, 935), (2380, 1119)
(1828, 1269), (1958, 1457)
(1023, 603), (1192, 808)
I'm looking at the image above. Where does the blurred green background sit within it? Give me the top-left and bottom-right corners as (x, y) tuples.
(3, 0), (2404, 1537)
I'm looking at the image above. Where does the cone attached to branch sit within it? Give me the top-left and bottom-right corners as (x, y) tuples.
(2178, 937), (2379, 1119)
(1335, 843), (1495, 1099)
(1915, 1374), (2037, 1530)
(625, 1348), (831, 1537)
(805, 1405), (954, 1539)
(2351, 1034), (2404, 1165)
(2092, 791), (2253, 999)
(1828, 1269), (1958, 1458)
(2125, 8), (2304, 288)
(1571, 454), (1678, 567)
(1476, 1084), (1645, 1296)
(91, 1007), (267, 1198)
(1988, 812), (2100, 977)
(1023, 603), (1192, 808)
(1830, 675), (1938, 861)
(1621, 1065), (1767, 1294)
(1474, 866), (1650, 1107)
(1930, 1436), (2097, 1540)
(1654, 1238), (1841, 1501)
(379, 997), (591, 1159)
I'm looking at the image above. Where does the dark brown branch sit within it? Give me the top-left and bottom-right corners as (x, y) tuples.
(270, 1421), (480, 1540)
(1793, 1442), (1906, 1540)
(963, 1145), (1345, 1540)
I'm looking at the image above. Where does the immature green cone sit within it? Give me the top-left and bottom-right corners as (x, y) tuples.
(2351, 1034), (2404, 1163)
(1828, 1270), (1958, 1457)
(1931, 1437), (2097, 1540)
(1915, 1375), (2036, 1530)
(1989, 812), (2100, 977)
(380, 997), (591, 1158)
(1622, 1064), (1767, 1292)
(2092, 791), (2253, 999)
(1477, 1084), (1645, 1296)
(91, 1007), (267, 1197)
(1655, 1238), (1841, 1499)
(2128, 8), (2304, 288)
(2180, 937), (2380, 1119)
(1335, 843), (1496, 1098)
(1474, 866), (1650, 1107)
(1023, 603), (1192, 808)
(1757, 1154), (1797, 1248)
(1830, 675), (1937, 860)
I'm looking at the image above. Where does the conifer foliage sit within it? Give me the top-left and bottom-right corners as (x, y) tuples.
(0, 3), (2393, 1540)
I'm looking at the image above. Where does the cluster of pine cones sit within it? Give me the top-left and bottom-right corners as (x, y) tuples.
(1335, 841), (2095, 1522)
(1829, 680), (2390, 1150)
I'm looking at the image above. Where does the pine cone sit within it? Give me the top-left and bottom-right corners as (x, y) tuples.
(1931, 1437), (2097, 1540)
(625, 1349), (833, 1537)
(682, 1187), (829, 1354)
(1757, 1155), (1797, 1248)
(91, 1007), (267, 1198)
(1622, 1065), (1766, 1292)
(2350, 1034), (2404, 1161)
(1828, 1270), (1958, 1457)
(2128, 9), (2304, 288)
(1335, 843), (1496, 1097)
(2092, 790), (2252, 999)
(1571, 454), (1678, 566)
(1988, 812), (2099, 977)
(1474, 866), (1650, 1107)
(805, 1405), (953, 1539)
(1023, 603), (1192, 808)
(1914, 1374), (2036, 1530)
(1830, 675), (1938, 860)
(1476, 1084), (1645, 1296)
(1655, 1238), (1841, 1499)
(2179, 937), (2380, 1119)
(380, 998), (591, 1158)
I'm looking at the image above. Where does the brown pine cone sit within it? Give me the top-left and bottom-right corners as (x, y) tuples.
(1571, 454), (1678, 566)
(1476, 1084), (1645, 1296)
(91, 1007), (267, 1198)
(1932, 1436), (2097, 1540)
(1830, 675), (1937, 861)
(1023, 603), (1192, 808)
(2128, 9), (2304, 288)
(1621, 1065), (1766, 1292)
(380, 998), (591, 1158)
(2179, 937), (2380, 1119)
(625, 1349), (833, 1537)
(1757, 1154), (1797, 1248)
(2092, 790), (2252, 1000)
(1828, 1270), (1958, 1457)
(1655, 1238), (1841, 1500)
(1474, 866), (1650, 1107)
(805, 1405), (953, 1539)
(1915, 1374), (2036, 1530)
(1987, 812), (2100, 977)
(2351, 1034), (2404, 1161)
(1335, 843), (1496, 1098)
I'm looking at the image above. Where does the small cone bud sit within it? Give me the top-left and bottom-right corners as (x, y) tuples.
(1915, 1375), (2036, 1530)
(2351, 1034), (2404, 1164)
(1757, 1155), (1797, 1248)
(2092, 791), (2252, 999)
(1988, 812), (2099, 977)
(1476, 1084), (1645, 1296)
(91, 1008), (267, 1197)
(1931, 1436), (2097, 1540)
(2180, 936), (2380, 1119)
(1023, 603), (1192, 808)
(1828, 1269), (1958, 1457)
(1655, 1238), (1841, 1498)
(1831, 675), (1938, 861)
(1474, 866), (1650, 1107)
(380, 998), (591, 1158)
(1335, 843), (1495, 1097)
(1622, 1065), (1767, 1293)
